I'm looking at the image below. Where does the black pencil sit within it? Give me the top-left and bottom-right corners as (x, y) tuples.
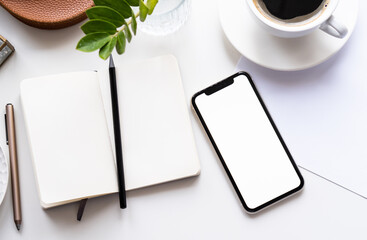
(109, 55), (127, 209)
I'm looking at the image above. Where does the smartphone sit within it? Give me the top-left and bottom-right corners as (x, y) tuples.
(192, 72), (304, 213)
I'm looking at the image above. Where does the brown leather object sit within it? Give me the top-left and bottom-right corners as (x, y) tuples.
(0, 0), (94, 29)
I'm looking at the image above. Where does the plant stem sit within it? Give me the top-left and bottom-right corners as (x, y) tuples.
(116, 11), (140, 36)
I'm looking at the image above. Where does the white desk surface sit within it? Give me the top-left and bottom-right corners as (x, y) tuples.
(0, 1), (366, 239)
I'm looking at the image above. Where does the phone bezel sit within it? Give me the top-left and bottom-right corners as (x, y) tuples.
(191, 71), (304, 213)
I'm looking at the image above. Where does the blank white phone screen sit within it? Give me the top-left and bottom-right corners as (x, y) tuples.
(195, 75), (301, 209)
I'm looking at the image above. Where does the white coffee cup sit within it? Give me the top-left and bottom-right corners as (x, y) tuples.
(246, 0), (348, 38)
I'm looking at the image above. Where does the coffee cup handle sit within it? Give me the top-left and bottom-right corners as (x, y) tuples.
(319, 15), (348, 39)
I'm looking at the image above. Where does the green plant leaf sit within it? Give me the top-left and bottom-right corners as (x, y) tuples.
(124, 21), (133, 42)
(86, 6), (125, 28)
(99, 36), (117, 60)
(77, 0), (159, 59)
(76, 33), (112, 52)
(125, 0), (139, 6)
(146, 0), (158, 15)
(81, 20), (117, 35)
(116, 31), (126, 54)
(94, 0), (132, 18)
(131, 13), (137, 35)
(139, 0), (149, 22)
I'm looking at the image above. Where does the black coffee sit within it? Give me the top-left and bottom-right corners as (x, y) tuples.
(262, 0), (324, 20)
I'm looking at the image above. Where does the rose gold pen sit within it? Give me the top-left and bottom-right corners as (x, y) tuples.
(5, 103), (22, 231)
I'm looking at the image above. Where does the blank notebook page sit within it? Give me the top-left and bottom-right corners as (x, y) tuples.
(21, 71), (118, 208)
(99, 55), (200, 190)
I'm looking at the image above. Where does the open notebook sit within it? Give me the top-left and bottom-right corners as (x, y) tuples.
(20, 55), (200, 208)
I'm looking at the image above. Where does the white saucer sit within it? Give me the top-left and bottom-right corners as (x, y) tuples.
(219, 0), (359, 71)
(0, 144), (9, 206)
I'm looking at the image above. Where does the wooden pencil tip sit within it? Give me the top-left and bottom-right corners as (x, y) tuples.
(109, 55), (115, 68)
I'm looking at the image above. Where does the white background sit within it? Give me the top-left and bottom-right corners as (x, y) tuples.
(0, 0), (367, 239)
